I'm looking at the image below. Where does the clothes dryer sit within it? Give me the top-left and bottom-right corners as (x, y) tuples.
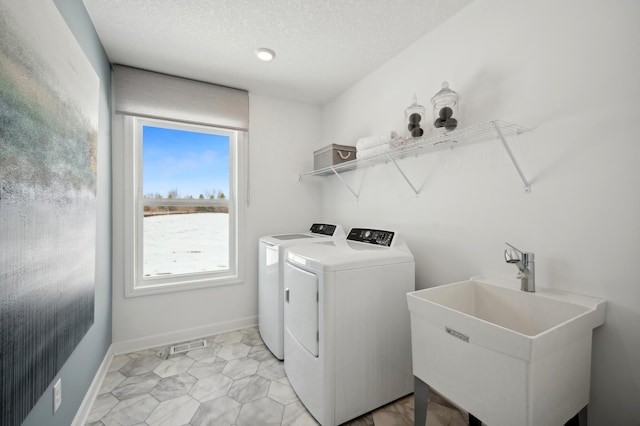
(259, 223), (345, 360)
(283, 228), (415, 426)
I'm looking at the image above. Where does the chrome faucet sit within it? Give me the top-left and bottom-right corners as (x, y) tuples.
(504, 242), (535, 292)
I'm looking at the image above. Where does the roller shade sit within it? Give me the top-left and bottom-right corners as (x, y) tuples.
(113, 64), (249, 130)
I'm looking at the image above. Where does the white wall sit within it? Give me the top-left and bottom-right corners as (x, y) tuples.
(111, 93), (322, 348)
(319, 0), (640, 424)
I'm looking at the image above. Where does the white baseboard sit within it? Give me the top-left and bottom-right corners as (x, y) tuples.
(111, 315), (258, 355)
(71, 344), (114, 426)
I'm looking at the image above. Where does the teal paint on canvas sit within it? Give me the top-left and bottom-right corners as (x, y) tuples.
(0, 1), (99, 424)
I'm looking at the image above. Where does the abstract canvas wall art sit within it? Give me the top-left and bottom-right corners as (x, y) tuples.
(0, 0), (99, 424)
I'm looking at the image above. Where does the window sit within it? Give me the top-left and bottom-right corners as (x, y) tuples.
(124, 116), (245, 296)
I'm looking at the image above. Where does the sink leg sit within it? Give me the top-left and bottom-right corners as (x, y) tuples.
(469, 413), (482, 426)
(579, 405), (588, 425)
(414, 376), (429, 426)
(565, 405), (588, 426)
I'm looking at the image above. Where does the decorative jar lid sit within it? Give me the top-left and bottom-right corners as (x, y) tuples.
(430, 81), (459, 105)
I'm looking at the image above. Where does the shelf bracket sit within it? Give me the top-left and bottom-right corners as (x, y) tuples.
(330, 166), (360, 200)
(386, 153), (420, 196)
(493, 121), (531, 193)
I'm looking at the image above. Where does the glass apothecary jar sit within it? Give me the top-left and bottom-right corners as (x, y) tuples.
(431, 81), (459, 131)
(405, 94), (426, 139)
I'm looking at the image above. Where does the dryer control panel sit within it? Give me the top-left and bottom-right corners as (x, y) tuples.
(310, 223), (337, 236)
(347, 228), (395, 247)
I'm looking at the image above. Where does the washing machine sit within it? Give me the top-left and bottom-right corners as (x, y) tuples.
(259, 223), (345, 360)
(283, 228), (415, 426)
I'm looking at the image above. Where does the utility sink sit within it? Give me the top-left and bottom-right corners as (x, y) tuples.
(407, 276), (605, 426)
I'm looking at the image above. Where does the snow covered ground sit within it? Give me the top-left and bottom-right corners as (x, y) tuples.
(143, 213), (229, 276)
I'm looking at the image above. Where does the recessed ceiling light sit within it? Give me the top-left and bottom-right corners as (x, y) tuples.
(256, 48), (275, 62)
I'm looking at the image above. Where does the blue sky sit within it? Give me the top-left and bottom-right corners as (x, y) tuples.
(142, 126), (229, 199)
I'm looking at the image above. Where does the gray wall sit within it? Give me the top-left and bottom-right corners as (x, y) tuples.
(22, 0), (112, 425)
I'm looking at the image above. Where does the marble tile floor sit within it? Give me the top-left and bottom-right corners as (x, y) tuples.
(86, 327), (468, 426)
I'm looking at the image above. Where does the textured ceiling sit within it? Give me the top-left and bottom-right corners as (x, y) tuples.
(83, 0), (473, 105)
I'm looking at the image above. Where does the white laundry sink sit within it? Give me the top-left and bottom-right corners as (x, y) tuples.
(407, 276), (605, 426)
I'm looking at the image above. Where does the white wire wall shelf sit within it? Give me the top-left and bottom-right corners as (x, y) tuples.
(299, 120), (532, 199)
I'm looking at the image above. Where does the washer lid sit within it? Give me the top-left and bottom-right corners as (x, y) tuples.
(271, 234), (316, 240)
(286, 239), (414, 272)
(259, 224), (345, 246)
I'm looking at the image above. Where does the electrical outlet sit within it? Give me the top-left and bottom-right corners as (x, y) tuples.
(53, 378), (62, 413)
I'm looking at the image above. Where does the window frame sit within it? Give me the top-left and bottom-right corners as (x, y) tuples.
(123, 116), (245, 297)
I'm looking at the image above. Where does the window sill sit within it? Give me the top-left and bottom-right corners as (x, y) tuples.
(125, 274), (243, 298)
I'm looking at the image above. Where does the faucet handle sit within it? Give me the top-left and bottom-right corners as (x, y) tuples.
(505, 242), (524, 254)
